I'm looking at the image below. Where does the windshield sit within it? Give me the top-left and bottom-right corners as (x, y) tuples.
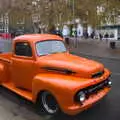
(36, 40), (67, 56)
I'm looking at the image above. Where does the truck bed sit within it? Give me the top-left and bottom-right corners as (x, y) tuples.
(0, 53), (33, 101)
(0, 53), (12, 63)
(0, 53), (12, 83)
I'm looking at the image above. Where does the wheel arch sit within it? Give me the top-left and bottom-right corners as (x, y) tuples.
(35, 89), (59, 106)
(36, 90), (46, 104)
(32, 73), (75, 113)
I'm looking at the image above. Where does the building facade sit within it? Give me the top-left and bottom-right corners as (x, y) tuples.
(0, 13), (9, 33)
(0, 11), (33, 35)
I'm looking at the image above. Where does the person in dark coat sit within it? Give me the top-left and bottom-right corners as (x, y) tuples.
(99, 33), (103, 40)
(49, 25), (63, 37)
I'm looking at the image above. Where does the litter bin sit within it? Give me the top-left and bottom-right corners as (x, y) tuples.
(110, 41), (116, 49)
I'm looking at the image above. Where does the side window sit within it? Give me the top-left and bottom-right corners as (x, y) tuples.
(15, 42), (32, 57)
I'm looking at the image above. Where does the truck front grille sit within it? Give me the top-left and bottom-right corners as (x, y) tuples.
(84, 79), (110, 96)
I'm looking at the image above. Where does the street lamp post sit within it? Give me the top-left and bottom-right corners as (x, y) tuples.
(72, 0), (77, 47)
(72, 0), (75, 23)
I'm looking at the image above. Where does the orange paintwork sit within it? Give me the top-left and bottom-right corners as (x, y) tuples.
(0, 34), (111, 115)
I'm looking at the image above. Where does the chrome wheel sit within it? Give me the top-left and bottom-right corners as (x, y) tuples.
(41, 92), (59, 115)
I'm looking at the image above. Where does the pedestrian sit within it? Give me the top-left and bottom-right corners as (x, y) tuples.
(104, 32), (109, 42)
(91, 31), (95, 39)
(62, 25), (70, 38)
(49, 25), (56, 35)
(56, 27), (63, 37)
(83, 30), (88, 39)
(49, 25), (63, 37)
(110, 33), (114, 38)
(104, 32), (109, 38)
(99, 33), (103, 40)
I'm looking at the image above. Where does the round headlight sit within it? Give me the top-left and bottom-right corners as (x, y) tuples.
(76, 91), (86, 103)
(108, 81), (112, 87)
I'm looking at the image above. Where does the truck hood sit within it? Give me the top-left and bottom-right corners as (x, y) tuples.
(37, 53), (104, 78)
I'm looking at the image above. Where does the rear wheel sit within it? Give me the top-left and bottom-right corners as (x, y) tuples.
(37, 91), (60, 115)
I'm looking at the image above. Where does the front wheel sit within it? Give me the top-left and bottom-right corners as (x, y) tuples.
(38, 91), (60, 115)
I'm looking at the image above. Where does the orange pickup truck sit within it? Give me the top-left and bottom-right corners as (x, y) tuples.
(0, 34), (111, 115)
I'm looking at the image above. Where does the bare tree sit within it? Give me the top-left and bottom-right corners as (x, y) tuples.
(0, 0), (119, 31)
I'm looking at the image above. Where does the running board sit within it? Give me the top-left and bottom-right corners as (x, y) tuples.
(1, 82), (32, 101)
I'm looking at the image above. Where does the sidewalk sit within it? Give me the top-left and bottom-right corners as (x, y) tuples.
(69, 38), (120, 60)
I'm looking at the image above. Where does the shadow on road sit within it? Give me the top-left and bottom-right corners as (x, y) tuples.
(0, 86), (112, 120)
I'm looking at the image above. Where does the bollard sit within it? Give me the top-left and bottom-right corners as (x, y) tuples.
(110, 41), (116, 49)
(65, 37), (69, 45)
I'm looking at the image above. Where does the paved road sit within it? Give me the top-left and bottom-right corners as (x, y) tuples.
(0, 54), (119, 120)
(69, 38), (120, 59)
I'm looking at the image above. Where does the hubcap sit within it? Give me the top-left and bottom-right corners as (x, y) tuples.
(42, 92), (58, 114)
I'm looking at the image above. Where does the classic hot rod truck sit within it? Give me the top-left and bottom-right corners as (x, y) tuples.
(0, 34), (111, 115)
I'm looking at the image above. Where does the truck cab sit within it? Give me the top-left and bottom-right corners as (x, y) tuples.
(11, 34), (66, 91)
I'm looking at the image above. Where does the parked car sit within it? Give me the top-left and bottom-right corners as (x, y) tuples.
(0, 34), (112, 115)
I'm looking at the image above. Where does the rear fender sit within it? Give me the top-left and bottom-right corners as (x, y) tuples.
(0, 63), (6, 83)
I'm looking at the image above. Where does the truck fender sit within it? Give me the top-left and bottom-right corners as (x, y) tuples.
(32, 73), (61, 102)
(32, 73), (75, 111)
